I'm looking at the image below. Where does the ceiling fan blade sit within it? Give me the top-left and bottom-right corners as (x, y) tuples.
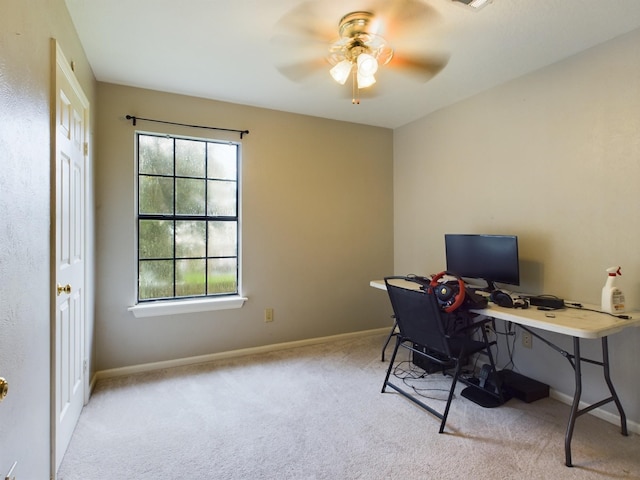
(270, 18), (333, 83)
(270, 1), (338, 82)
(366, 0), (440, 39)
(275, 58), (328, 83)
(390, 53), (450, 82)
(272, 1), (336, 43)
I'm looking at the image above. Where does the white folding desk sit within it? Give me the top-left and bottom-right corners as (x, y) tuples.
(370, 279), (640, 467)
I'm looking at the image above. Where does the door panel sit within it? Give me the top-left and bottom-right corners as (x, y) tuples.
(53, 41), (89, 473)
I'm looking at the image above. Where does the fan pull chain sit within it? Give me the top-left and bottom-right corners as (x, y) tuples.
(351, 67), (360, 105)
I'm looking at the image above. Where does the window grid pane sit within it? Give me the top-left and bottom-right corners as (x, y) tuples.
(137, 133), (239, 302)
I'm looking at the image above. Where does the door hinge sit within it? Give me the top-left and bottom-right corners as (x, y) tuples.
(84, 142), (89, 156)
(83, 359), (87, 373)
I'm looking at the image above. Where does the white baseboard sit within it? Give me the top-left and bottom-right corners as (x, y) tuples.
(549, 389), (640, 435)
(92, 327), (389, 384)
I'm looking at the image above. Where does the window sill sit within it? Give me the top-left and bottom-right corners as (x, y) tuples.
(128, 295), (248, 318)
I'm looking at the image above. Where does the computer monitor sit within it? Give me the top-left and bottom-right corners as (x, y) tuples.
(444, 234), (520, 292)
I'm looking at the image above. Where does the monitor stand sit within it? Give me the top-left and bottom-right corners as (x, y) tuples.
(484, 279), (499, 293)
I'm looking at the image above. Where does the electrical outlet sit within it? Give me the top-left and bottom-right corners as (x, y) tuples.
(264, 308), (274, 323)
(522, 331), (533, 349)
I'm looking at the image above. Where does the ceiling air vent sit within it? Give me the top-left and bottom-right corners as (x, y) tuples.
(452, 0), (492, 10)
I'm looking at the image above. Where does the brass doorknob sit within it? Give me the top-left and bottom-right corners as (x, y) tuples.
(56, 283), (72, 296)
(0, 377), (8, 402)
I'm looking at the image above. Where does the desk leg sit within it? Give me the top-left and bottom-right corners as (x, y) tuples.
(602, 337), (628, 437)
(565, 337), (581, 467)
(564, 336), (629, 467)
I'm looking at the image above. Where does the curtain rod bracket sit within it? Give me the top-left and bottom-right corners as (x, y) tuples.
(125, 115), (249, 139)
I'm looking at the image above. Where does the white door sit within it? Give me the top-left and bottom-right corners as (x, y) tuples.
(53, 41), (89, 472)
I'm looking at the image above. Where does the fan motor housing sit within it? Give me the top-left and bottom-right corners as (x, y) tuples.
(339, 11), (374, 38)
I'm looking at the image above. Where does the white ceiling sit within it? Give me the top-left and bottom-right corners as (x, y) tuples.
(65, 0), (640, 129)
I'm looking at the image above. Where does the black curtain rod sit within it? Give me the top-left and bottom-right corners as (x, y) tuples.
(125, 115), (249, 139)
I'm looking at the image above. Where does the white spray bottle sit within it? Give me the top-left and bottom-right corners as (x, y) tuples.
(601, 266), (625, 314)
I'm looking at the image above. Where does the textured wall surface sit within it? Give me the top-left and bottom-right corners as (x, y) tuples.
(0, 12), (52, 479)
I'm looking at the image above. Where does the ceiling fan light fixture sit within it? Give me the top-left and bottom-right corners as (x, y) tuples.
(330, 60), (353, 85)
(357, 72), (376, 89)
(357, 53), (378, 77)
(327, 11), (389, 97)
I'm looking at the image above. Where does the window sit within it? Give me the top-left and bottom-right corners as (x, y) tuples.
(136, 132), (239, 302)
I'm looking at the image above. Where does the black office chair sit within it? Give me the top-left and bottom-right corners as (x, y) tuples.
(381, 276), (504, 433)
(380, 316), (397, 362)
(381, 275), (433, 361)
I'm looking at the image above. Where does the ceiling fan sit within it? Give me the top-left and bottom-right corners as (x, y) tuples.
(272, 0), (450, 104)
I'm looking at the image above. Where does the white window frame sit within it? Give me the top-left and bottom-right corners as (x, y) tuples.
(128, 130), (247, 318)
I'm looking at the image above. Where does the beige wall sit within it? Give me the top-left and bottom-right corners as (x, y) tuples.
(394, 28), (640, 426)
(0, 0), (96, 477)
(94, 83), (394, 371)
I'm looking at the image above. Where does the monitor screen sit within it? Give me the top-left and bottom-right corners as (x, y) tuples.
(444, 234), (520, 291)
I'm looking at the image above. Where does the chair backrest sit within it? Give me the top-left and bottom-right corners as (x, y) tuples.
(384, 276), (452, 357)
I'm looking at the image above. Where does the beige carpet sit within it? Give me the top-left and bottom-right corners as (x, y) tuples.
(58, 334), (639, 479)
